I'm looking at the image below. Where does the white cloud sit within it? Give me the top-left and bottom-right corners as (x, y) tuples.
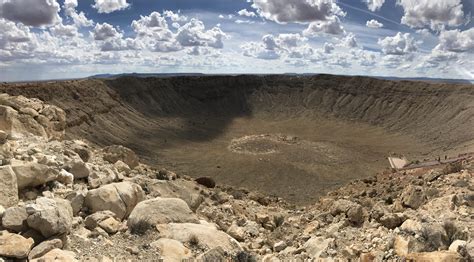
(50, 23), (78, 37)
(0, 0), (61, 27)
(175, 19), (227, 49)
(241, 33), (313, 60)
(0, 18), (35, 52)
(92, 23), (122, 40)
(366, 19), (383, 28)
(235, 19), (255, 24)
(303, 16), (344, 36)
(435, 28), (474, 52)
(397, 0), (465, 31)
(163, 10), (188, 23)
(378, 32), (417, 55)
(64, 0), (94, 27)
(340, 33), (358, 48)
(323, 43), (334, 53)
(251, 0), (344, 24)
(92, 0), (129, 14)
(238, 9), (257, 17)
(362, 0), (385, 11)
(131, 12), (228, 53)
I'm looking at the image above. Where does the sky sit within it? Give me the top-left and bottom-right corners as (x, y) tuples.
(0, 0), (473, 82)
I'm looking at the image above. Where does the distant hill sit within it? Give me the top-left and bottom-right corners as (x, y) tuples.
(373, 76), (472, 84)
(89, 73), (205, 79)
(89, 73), (473, 84)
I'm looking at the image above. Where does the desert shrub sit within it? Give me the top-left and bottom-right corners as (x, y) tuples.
(442, 161), (462, 175)
(233, 251), (257, 262)
(130, 219), (153, 236)
(420, 226), (439, 252)
(273, 214), (285, 228)
(189, 234), (200, 246)
(442, 221), (467, 245)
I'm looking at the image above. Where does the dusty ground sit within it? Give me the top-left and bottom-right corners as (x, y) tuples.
(150, 116), (433, 205)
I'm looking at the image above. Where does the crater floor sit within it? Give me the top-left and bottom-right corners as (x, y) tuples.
(148, 116), (432, 204)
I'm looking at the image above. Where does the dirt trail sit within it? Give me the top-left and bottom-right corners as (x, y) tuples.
(1, 75), (473, 204)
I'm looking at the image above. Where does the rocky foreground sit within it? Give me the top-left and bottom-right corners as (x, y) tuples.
(0, 93), (473, 261)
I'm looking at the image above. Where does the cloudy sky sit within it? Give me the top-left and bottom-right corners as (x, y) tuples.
(0, 0), (473, 81)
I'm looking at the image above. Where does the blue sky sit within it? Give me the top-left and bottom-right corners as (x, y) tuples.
(0, 0), (473, 81)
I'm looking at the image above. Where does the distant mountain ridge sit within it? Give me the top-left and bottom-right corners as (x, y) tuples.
(89, 72), (473, 84)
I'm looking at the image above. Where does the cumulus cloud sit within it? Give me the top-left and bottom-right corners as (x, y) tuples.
(303, 16), (344, 36)
(163, 10), (188, 23)
(50, 23), (78, 37)
(421, 49), (458, 68)
(397, 0), (465, 31)
(323, 42), (334, 53)
(63, 0), (94, 27)
(341, 33), (358, 48)
(362, 0), (385, 11)
(176, 19), (227, 49)
(435, 28), (474, 52)
(241, 33), (313, 60)
(92, 0), (129, 14)
(251, 0), (344, 24)
(366, 19), (383, 28)
(378, 32), (417, 55)
(0, 18), (37, 61)
(93, 23), (121, 40)
(238, 9), (257, 17)
(0, 18), (34, 48)
(131, 12), (228, 53)
(0, 0), (61, 27)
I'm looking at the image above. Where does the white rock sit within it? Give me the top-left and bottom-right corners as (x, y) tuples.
(156, 223), (242, 253)
(58, 169), (74, 185)
(30, 248), (77, 262)
(11, 162), (59, 189)
(304, 237), (334, 259)
(26, 197), (73, 238)
(448, 240), (467, 253)
(128, 197), (199, 228)
(0, 230), (34, 259)
(84, 182), (145, 220)
(0, 166), (18, 208)
(151, 238), (192, 262)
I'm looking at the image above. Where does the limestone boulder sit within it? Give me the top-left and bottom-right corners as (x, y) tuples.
(65, 190), (86, 215)
(11, 162), (59, 189)
(84, 182), (145, 220)
(330, 199), (365, 225)
(0, 230), (34, 259)
(28, 238), (63, 260)
(141, 179), (204, 211)
(151, 238), (192, 262)
(128, 197), (199, 228)
(0, 94), (66, 140)
(102, 145), (139, 168)
(68, 159), (90, 179)
(26, 197), (73, 238)
(378, 213), (406, 229)
(155, 223), (242, 253)
(84, 211), (117, 230)
(30, 248), (78, 262)
(406, 251), (461, 262)
(0, 165), (18, 208)
(1, 206), (28, 232)
(303, 237), (334, 259)
(401, 185), (426, 209)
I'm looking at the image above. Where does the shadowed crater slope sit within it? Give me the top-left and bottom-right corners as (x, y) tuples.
(1, 75), (473, 204)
